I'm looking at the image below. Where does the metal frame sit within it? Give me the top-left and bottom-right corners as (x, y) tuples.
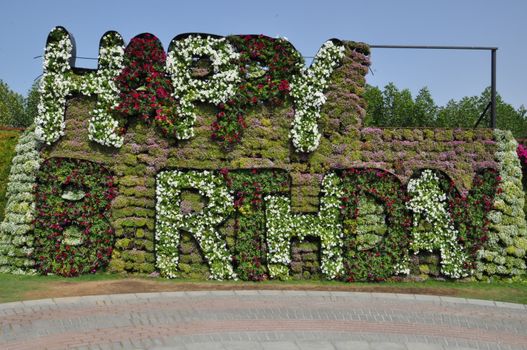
(36, 42), (498, 128)
(369, 45), (498, 128)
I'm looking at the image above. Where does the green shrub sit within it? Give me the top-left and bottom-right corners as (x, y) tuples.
(0, 129), (21, 221)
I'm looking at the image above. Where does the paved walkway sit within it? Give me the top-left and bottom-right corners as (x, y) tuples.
(0, 291), (526, 350)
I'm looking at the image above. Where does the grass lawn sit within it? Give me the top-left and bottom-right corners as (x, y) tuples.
(1, 272), (526, 304)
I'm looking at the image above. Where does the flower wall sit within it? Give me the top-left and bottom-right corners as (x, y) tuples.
(33, 158), (116, 276)
(35, 27), (125, 147)
(0, 126), (41, 274)
(518, 143), (527, 218)
(1, 27), (526, 281)
(477, 131), (527, 279)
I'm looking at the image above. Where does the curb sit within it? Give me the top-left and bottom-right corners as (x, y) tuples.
(0, 290), (525, 311)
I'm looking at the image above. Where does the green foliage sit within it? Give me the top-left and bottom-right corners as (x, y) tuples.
(406, 169), (500, 278)
(156, 170), (236, 279)
(0, 79), (39, 128)
(0, 273), (526, 304)
(115, 33), (176, 137)
(223, 169), (290, 281)
(437, 89), (527, 137)
(407, 170), (469, 278)
(35, 27), (125, 146)
(0, 80), (26, 128)
(414, 87), (438, 127)
(364, 83), (436, 127)
(449, 169), (499, 270)
(34, 158), (117, 276)
(339, 168), (411, 282)
(265, 173), (345, 280)
(478, 130), (527, 279)
(0, 130), (20, 222)
(364, 84), (527, 138)
(213, 35), (302, 146)
(23, 81), (40, 128)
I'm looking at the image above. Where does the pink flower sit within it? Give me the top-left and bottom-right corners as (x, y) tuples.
(517, 144), (527, 164)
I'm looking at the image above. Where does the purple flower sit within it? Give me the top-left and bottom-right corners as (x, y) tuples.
(361, 127), (383, 135)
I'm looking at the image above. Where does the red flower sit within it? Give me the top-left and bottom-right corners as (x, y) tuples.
(278, 79), (290, 91)
(156, 87), (168, 99)
(237, 115), (247, 128)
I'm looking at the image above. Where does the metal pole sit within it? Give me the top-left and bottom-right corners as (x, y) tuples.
(490, 49), (497, 128)
(370, 44), (498, 129)
(370, 45), (498, 51)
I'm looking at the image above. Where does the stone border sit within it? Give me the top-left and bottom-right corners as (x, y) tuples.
(0, 290), (525, 310)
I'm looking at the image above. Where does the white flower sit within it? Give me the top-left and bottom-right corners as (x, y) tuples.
(156, 170), (236, 280)
(0, 126), (41, 275)
(35, 28), (125, 147)
(166, 35), (240, 140)
(406, 170), (469, 278)
(289, 41), (344, 153)
(265, 173), (344, 280)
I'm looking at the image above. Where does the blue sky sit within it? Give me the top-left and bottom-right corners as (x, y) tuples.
(0, 0), (525, 108)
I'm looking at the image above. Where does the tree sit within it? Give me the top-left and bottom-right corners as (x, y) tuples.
(0, 80), (25, 127)
(436, 95), (481, 128)
(364, 83), (527, 138)
(363, 85), (383, 126)
(364, 83), (416, 127)
(390, 85), (414, 127)
(413, 87), (437, 127)
(436, 87), (527, 137)
(22, 80), (40, 128)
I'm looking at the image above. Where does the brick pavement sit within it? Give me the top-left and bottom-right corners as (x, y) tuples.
(0, 291), (526, 349)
